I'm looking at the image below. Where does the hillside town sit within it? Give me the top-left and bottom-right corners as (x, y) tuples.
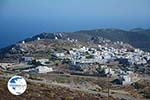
(53, 43), (150, 84)
(1, 38), (150, 85)
(0, 35), (150, 100)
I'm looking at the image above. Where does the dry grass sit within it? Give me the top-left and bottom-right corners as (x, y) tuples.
(0, 77), (115, 100)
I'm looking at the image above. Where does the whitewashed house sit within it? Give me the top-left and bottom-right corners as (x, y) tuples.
(122, 75), (132, 85)
(55, 36), (58, 40)
(37, 37), (41, 40)
(22, 41), (25, 44)
(105, 68), (115, 75)
(55, 53), (65, 58)
(36, 59), (49, 65)
(35, 66), (53, 73)
(22, 57), (33, 62)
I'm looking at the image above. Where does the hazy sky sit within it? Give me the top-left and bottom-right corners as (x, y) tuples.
(0, 0), (150, 48)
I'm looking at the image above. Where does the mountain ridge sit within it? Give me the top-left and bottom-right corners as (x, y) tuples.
(0, 28), (150, 55)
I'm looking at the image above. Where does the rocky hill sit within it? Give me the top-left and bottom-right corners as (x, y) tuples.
(22, 28), (150, 51)
(0, 28), (149, 62)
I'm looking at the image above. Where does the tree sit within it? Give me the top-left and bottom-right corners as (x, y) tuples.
(96, 66), (105, 75)
(31, 60), (42, 66)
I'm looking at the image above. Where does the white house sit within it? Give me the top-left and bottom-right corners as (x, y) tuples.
(122, 75), (132, 85)
(22, 57), (33, 62)
(105, 68), (115, 75)
(35, 66), (53, 73)
(100, 65), (115, 75)
(36, 59), (49, 65)
(37, 37), (41, 40)
(22, 41), (25, 44)
(55, 36), (58, 40)
(55, 53), (65, 58)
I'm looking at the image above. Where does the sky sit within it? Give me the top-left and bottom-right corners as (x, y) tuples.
(0, 0), (150, 48)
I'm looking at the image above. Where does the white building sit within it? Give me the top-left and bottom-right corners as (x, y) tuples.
(37, 37), (41, 40)
(22, 41), (25, 44)
(100, 65), (115, 75)
(55, 53), (65, 58)
(122, 75), (132, 85)
(55, 36), (58, 40)
(22, 57), (33, 62)
(105, 68), (115, 75)
(36, 59), (49, 65)
(35, 66), (53, 73)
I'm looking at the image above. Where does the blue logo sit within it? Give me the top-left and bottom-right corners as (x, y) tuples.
(7, 75), (27, 95)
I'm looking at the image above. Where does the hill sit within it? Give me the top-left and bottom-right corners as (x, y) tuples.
(0, 28), (149, 61)
(0, 77), (115, 100)
(22, 28), (150, 51)
(74, 28), (150, 51)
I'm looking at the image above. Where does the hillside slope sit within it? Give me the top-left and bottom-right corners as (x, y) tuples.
(22, 28), (150, 51)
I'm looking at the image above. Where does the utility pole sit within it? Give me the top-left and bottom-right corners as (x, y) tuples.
(107, 66), (110, 100)
(144, 64), (147, 97)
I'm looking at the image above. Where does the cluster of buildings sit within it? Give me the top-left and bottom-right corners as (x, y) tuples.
(55, 45), (150, 66)
(21, 57), (53, 74)
(0, 57), (53, 74)
(54, 45), (150, 85)
(2, 40), (150, 85)
(117, 70), (139, 85)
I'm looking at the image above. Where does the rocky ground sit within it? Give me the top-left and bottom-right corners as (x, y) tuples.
(1, 72), (150, 100)
(0, 76), (115, 100)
